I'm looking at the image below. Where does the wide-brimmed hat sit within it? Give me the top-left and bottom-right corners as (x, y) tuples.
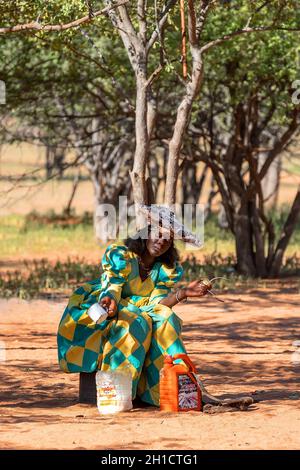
(136, 203), (202, 247)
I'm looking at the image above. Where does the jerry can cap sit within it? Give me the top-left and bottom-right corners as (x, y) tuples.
(164, 354), (173, 364)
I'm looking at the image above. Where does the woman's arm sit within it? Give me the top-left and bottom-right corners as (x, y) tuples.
(158, 288), (187, 308)
(159, 280), (210, 308)
(97, 243), (131, 316)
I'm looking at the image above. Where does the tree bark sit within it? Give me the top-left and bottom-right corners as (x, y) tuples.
(165, 48), (204, 205)
(250, 201), (267, 277)
(234, 203), (256, 276)
(64, 173), (80, 216)
(259, 153), (281, 209)
(129, 71), (149, 211)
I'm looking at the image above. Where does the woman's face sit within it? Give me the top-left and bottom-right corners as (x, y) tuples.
(146, 228), (174, 257)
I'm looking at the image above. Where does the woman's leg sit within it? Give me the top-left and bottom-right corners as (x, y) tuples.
(99, 304), (152, 399)
(58, 292), (153, 400)
(137, 304), (186, 406)
(57, 281), (108, 373)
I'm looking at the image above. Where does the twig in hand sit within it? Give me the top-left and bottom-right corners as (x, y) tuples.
(207, 289), (225, 303)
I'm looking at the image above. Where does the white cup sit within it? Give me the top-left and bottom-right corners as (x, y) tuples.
(87, 303), (108, 324)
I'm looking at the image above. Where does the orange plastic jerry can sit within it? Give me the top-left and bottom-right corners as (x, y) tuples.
(159, 353), (202, 412)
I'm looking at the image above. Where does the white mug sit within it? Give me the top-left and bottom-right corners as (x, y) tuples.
(87, 302), (108, 324)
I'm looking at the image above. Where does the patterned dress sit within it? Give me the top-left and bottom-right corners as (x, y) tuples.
(57, 242), (187, 406)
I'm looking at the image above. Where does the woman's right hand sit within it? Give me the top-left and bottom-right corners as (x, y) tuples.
(184, 280), (211, 298)
(99, 296), (118, 317)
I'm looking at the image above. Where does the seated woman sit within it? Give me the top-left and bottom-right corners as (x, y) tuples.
(57, 221), (209, 407)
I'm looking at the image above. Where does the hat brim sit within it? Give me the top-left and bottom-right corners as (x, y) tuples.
(137, 203), (202, 247)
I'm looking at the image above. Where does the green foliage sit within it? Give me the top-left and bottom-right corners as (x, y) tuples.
(1, 248), (299, 299)
(0, 0), (87, 25)
(202, 1), (299, 115)
(1, 1), (299, 142)
(0, 1), (138, 150)
(0, 257), (101, 299)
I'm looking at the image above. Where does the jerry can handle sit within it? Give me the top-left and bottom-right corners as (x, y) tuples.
(172, 353), (197, 373)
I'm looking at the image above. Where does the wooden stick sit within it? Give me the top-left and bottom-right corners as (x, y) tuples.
(207, 289), (225, 303)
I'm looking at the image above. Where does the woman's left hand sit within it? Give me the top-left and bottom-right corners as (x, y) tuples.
(184, 280), (211, 298)
(99, 296), (118, 317)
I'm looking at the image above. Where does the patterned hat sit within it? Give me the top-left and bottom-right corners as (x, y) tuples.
(137, 203), (202, 247)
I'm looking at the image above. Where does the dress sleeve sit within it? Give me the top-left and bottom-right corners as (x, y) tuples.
(148, 261), (184, 305)
(98, 243), (131, 305)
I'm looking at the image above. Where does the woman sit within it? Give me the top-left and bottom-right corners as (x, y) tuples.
(57, 221), (209, 407)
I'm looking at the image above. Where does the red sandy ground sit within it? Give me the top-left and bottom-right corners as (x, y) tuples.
(0, 290), (300, 450)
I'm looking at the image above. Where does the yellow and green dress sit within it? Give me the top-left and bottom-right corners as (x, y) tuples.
(57, 242), (187, 406)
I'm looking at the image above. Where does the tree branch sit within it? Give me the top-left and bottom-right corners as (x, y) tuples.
(0, 1), (129, 34)
(137, 0), (147, 44)
(257, 108), (300, 183)
(104, 0), (140, 72)
(236, 106), (300, 210)
(195, 0), (213, 42)
(145, 63), (165, 88)
(147, 0), (177, 53)
(200, 25), (300, 54)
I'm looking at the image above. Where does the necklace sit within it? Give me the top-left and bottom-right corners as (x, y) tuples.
(137, 256), (155, 279)
(138, 258), (153, 271)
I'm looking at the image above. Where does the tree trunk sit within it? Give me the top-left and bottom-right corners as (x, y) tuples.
(165, 48), (204, 205)
(64, 173), (80, 216)
(259, 153), (281, 209)
(269, 186), (300, 277)
(91, 173), (106, 243)
(250, 201), (267, 277)
(53, 146), (65, 179)
(204, 173), (218, 221)
(129, 66), (152, 229)
(218, 204), (229, 229)
(45, 145), (52, 179)
(92, 175), (120, 243)
(182, 161), (208, 214)
(234, 203), (256, 276)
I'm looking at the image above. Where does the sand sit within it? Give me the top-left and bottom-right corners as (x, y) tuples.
(0, 291), (300, 450)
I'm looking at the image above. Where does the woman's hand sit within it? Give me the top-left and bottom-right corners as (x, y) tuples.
(184, 280), (211, 298)
(99, 296), (118, 317)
